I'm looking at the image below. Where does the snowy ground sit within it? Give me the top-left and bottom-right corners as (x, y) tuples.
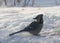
(0, 6), (60, 43)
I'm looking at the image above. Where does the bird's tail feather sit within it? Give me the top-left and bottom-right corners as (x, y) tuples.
(9, 30), (24, 36)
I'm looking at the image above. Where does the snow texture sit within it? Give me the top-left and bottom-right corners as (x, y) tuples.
(0, 6), (60, 43)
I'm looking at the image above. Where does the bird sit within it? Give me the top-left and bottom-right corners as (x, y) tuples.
(9, 14), (43, 36)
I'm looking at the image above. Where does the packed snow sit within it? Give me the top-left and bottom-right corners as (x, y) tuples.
(0, 6), (60, 43)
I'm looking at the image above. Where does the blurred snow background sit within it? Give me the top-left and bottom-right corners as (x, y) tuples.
(0, 0), (60, 43)
(0, 0), (60, 7)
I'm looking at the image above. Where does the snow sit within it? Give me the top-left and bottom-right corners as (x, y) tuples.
(0, 6), (60, 43)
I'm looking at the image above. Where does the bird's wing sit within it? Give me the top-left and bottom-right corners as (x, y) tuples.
(24, 22), (39, 31)
(24, 26), (34, 31)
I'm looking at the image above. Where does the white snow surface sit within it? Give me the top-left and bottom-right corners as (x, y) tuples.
(0, 6), (60, 43)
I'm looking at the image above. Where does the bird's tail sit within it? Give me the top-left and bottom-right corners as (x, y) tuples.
(9, 30), (24, 36)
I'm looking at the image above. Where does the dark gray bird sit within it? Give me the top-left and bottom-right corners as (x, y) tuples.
(9, 14), (43, 36)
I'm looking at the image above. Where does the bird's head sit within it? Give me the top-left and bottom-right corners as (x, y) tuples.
(33, 14), (43, 23)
